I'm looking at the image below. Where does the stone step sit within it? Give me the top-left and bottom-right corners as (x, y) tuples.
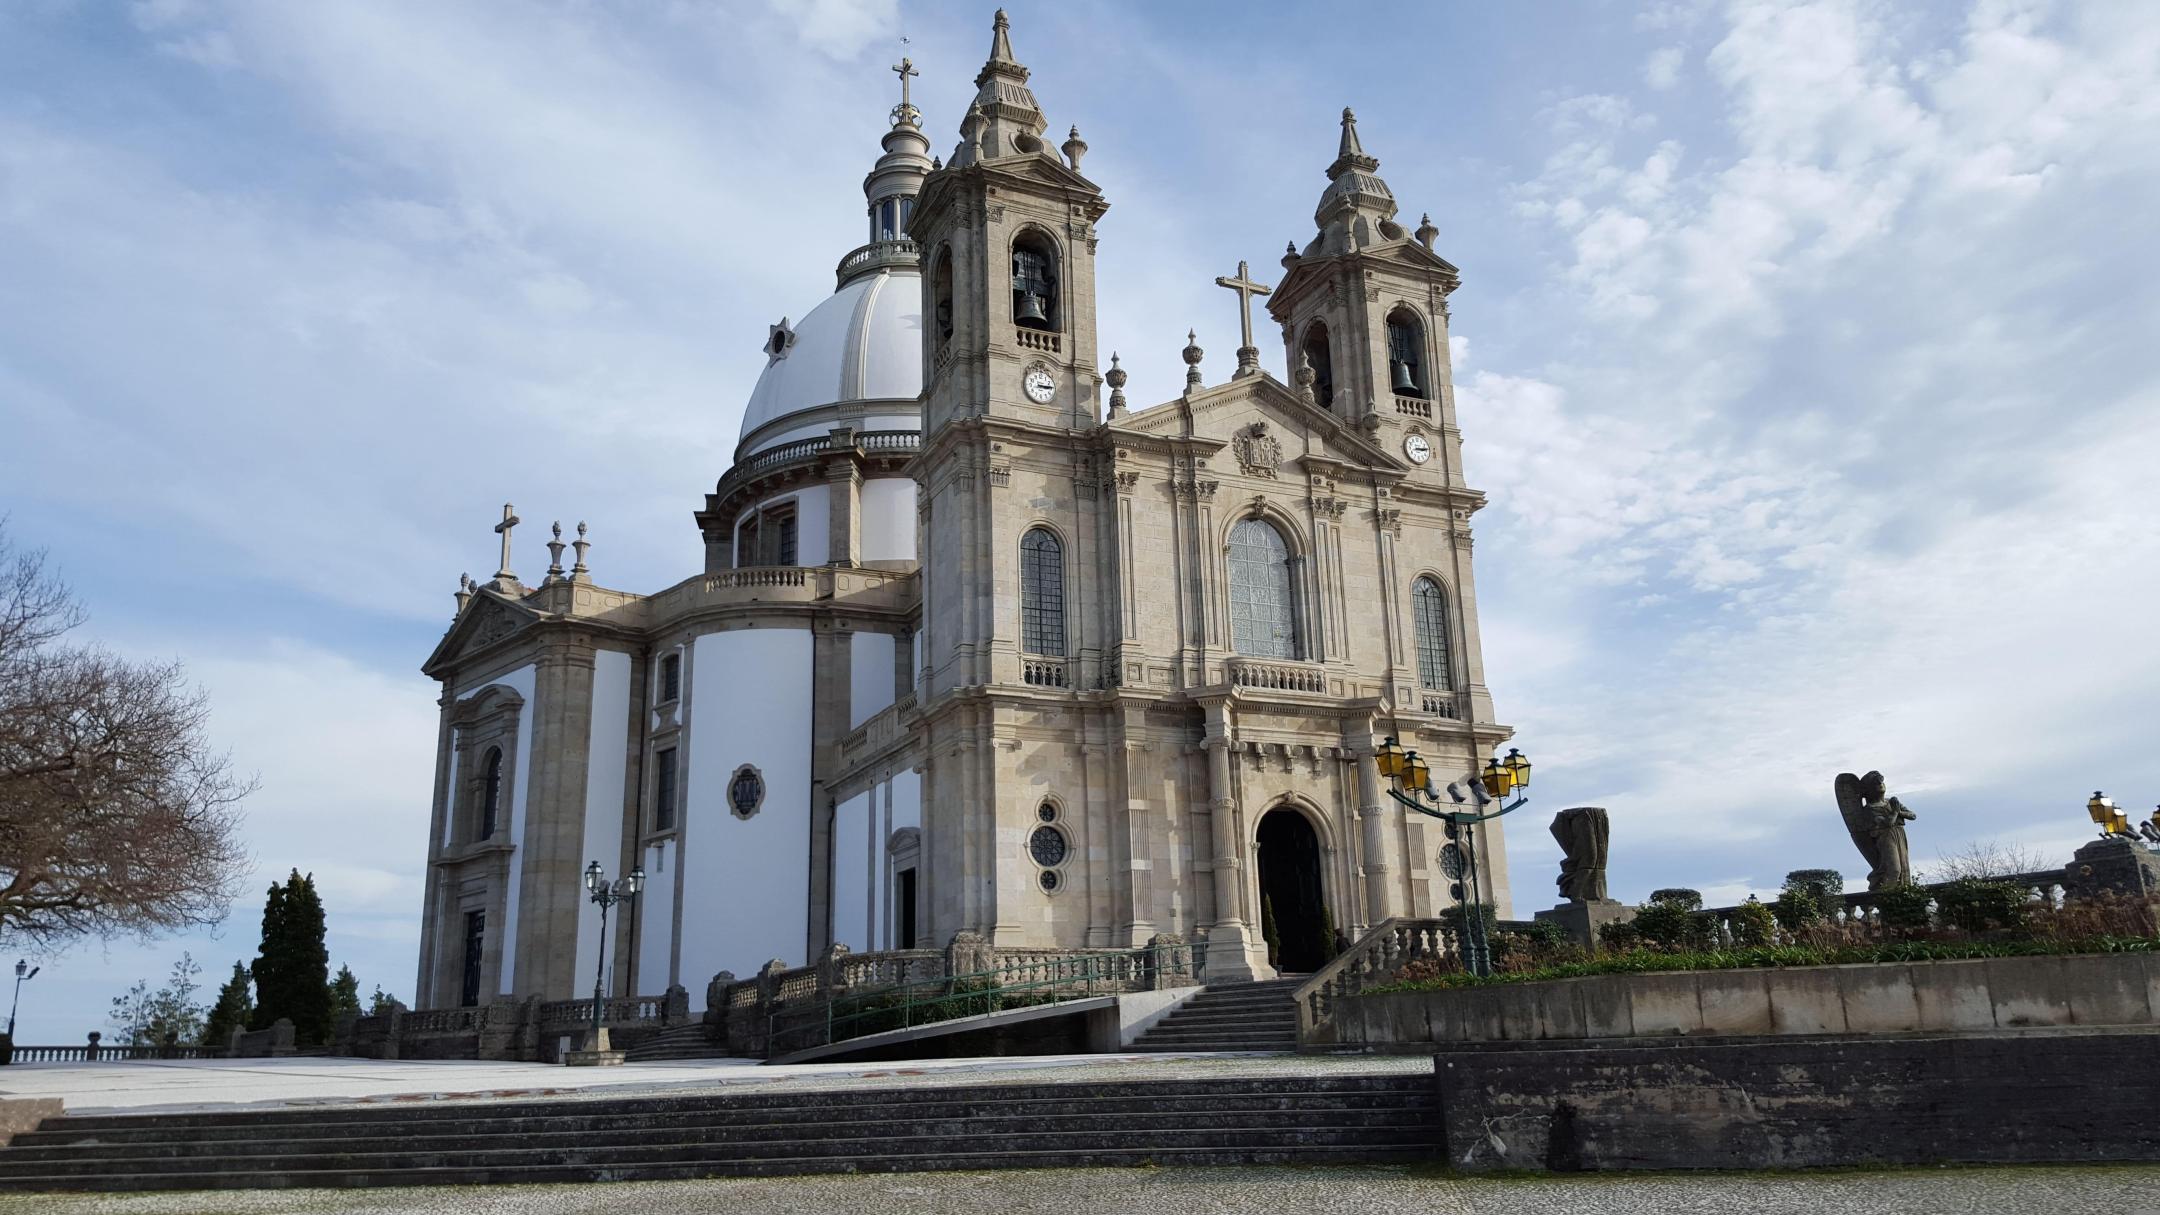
(0, 1143), (1436, 1192)
(13, 1091), (1427, 1150)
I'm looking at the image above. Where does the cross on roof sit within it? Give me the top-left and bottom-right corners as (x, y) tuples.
(892, 57), (919, 107)
(1213, 260), (1274, 376)
(493, 503), (520, 580)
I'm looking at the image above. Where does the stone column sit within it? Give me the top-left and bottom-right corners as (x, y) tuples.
(825, 437), (860, 568)
(512, 641), (598, 1001)
(1356, 746), (1397, 925)
(1202, 698), (1269, 981)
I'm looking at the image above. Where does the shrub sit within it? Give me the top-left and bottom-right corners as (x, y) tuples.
(1784, 869), (1845, 904)
(1873, 883), (1934, 932)
(1729, 898), (1778, 947)
(1490, 919), (1582, 972)
(1632, 899), (1711, 951)
(1774, 870), (1844, 930)
(1933, 878), (2029, 933)
(1440, 902), (1499, 953)
(1648, 888), (1703, 910)
(1599, 919), (1643, 951)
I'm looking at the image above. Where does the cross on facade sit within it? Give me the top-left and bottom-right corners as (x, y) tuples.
(1213, 259), (1273, 377)
(494, 503), (520, 580)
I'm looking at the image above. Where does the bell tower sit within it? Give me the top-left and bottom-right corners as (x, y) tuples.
(910, 9), (1109, 438)
(1267, 109), (1462, 479)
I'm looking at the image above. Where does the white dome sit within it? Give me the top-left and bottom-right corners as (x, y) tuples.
(738, 266), (922, 453)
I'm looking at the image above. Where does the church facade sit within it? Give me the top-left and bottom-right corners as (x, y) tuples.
(412, 11), (1513, 1010)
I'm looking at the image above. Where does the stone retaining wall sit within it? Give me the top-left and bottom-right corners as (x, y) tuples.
(1325, 952), (2160, 1048)
(1433, 1029), (2160, 1171)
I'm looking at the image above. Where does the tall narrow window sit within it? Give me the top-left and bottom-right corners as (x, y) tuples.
(478, 747), (502, 841)
(738, 503), (799, 567)
(460, 910), (485, 1008)
(659, 653), (682, 703)
(1387, 310), (1427, 398)
(1411, 576), (1454, 691)
(1010, 233), (1059, 331)
(932, 248), (954, 348)
(1020, 527), (1065, 656)
(1301, 322), (1334, 410)
(654, 747), (678, 832)
(1228, 518), (1300, 659)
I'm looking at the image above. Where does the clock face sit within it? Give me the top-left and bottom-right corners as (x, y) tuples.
(1403, 433), (1434, 464)
(1023, 365), (1056, 404)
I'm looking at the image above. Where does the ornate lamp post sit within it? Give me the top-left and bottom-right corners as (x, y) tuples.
(5, 960), (38, 1063)
(2089, 792), (2160, 848)
(582, 860), (645, 1052)
(1373, 738), (1531, 976)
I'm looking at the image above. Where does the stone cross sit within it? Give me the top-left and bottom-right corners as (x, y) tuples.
(1213, 259), (1273, 378)
(892, 57), (918, 107)
(493, 504), (520, 580)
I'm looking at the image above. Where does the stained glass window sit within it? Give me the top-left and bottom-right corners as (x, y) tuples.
(1020, 528), (1065, 656)
(1228, 518), (1299, 659)
(1412, 576), (1453, 691)
(1029, 825), (1068, 867)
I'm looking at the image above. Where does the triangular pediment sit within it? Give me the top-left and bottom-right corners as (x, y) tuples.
(1116, 372), (1408, 483)
(422, 589), (546, 676)
(1270, 239), (1461, 313)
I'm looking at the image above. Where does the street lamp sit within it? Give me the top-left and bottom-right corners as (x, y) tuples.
(581, 861), (645, 1055)
(2090, 791), (2160, 848)
(7, 959), (38, 1041)
(1374, 736), (1531, 976)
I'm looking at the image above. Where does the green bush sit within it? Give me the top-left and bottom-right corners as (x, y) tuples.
(1632, 898), (1711, 951)
(1440, 902), (1499, 953)
(1648, 888), (1703, 910)
(1773, 870), (1844, 930)
(1729, 898), (1778, 947)
(1784, 869), (1845, 903)
(1933, 878), (2029, 933)
(1872, 883), (1934, 932)
(1599, 919), (1643, 951)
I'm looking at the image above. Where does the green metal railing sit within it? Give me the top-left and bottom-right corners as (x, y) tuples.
(767, 939), (1208, 1055)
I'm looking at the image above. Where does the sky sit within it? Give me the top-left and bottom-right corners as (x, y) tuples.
(2, 0), (2156, 1043)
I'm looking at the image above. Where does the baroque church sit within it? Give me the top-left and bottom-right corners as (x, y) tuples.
(413, 10), (1513, 1010)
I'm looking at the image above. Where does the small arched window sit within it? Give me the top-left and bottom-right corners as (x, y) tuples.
(1301, 322), (1334, 410)
(1411, 577), (1453, 691)
(1020, 527), (1065, 656)
(1010, 232), (1059, 331)
(478, 747), (503, 841)
(1228, 518), (1300, 659)
(1386, 309), (1427, 398)
(931, 248), (955, 348)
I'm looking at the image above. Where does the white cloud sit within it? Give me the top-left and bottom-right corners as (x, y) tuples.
(1645, 46), (1685, 90)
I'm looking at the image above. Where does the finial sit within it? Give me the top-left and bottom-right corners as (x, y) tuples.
(492, 503), (520, 586)
(956, 102), (986, 166)
(1282, 239), (1299, 268)
(545, 521), (566, 579)
(571, 521), (591, 580)
(932, 155), (943, 171)
(1062, 124), (1088, 172)
(988, 9), (1017, 66)
(454, 573), (474, 615)
(1182, 329), (1204, 393)
(1416, 212), (1438, 249)
(1105, 352), (1127, 418)
(1294, 351), (1318, 406)
(890, 55), (921, 129)
(1328, 105), (1380, 179)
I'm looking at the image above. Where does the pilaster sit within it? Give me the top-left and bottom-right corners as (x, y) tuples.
(511, 642), (598, 1000)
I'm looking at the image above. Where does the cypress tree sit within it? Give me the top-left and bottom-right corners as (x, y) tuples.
(202, 961), (252, 1049)
(251, 870), (334, 1044)
(248, 877), (288, 1031)
(328, 964), (361, 1023)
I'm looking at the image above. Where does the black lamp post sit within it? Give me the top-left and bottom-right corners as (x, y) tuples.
(2089, 791), (2160, 848)
(1373, 738), (1531, 976)
(6, 960), (38, 1062)
(582, 860), (645, 1050)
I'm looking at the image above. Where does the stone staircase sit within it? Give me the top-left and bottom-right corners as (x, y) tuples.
(1128, 978), (1304, 1053)
(623, 1022), (732, 1062)
(0, 1074), (1436, 1191)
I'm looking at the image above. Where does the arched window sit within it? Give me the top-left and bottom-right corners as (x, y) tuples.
(1301, 322), (1334, 410)
(1386, 309), (1427, 398)
(1228, 518), (1300, 659)
(1020, 527), (1065, 656)
(931, 248), (954, 349)
(1010, 232), (1059, 331)
(1411, 577), (1453, 691)
(478, 747), (503, 840)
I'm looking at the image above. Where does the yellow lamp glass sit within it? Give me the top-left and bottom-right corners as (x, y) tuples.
(2109, 807), (2132, 835)
(1375, 736), (1405, 780)
(2089, 792), (2110, 824)
(1407, 753), (1431, 790)
(1481, 758), (1507, 798)
(1504, 748), (1530, 791)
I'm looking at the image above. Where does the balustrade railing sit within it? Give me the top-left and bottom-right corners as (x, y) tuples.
(1292, 917), (1453, 1039)
(711, 430), (921, 507)
(1015, 328), (1062, 354)
(1394, 396), (1433, 419)
(1022, 657), (1070, 688)
(7, 1041), (212, 1063)
(835, 238), (920, 286)
(1419, 691), (1460, 718)
(705, 568), (806, 591)
(1229, 659), (1328, 694)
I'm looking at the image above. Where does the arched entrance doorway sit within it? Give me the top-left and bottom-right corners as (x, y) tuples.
(1255, 807), (1330, 974)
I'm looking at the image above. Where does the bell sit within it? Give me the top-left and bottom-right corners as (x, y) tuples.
(1014, 292), (1050, 328)
(1391, 359), (1417, 394)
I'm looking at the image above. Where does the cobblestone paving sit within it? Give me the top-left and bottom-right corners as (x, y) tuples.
(2, 1164), (2158, 1215)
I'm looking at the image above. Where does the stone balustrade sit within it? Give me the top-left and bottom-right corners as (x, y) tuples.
(1227, 658), (1328, 694)
(1022, 657), (1070, 688)
(1292, 917), (1455, 1039)
(334, 985), (690, 1063)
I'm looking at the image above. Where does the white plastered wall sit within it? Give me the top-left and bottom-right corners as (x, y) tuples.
(858, 477), (917, 562)
(451, 663), (535, 997)
(679, 629), (814, 987)
(734, 485), (831, 568)
(849, 630), (896, 728)
(571, 650), (631, 991)
(833, 791), (872, 951)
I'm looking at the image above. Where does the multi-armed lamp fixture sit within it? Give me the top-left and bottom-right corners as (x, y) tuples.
(2088, 792), (2160, 848)
(1372, 738), (1532, 976)
(579, 861), (645, 1054)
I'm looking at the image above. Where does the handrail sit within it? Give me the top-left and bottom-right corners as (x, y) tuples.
(1291, 916), (1451, 1040)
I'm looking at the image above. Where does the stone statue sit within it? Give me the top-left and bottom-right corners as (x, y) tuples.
(1549, 806), (1610, 903)
(1835, 770), (1917, 890)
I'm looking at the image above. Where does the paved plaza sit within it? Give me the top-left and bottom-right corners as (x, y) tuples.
(0, 1163), (2156, 1215)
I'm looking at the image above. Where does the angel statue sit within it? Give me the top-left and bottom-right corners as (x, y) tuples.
(1835, 770), (1918, 890)
(1550, 806), (1611, 903)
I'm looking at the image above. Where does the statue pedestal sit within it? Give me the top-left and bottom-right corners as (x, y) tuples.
(562, 1026), (625, 1067)
(1535, 900), (1633, 952)
(2067, 837), (2160, 899)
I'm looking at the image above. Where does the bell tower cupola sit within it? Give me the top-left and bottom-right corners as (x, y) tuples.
(846, 57), (936, 287)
